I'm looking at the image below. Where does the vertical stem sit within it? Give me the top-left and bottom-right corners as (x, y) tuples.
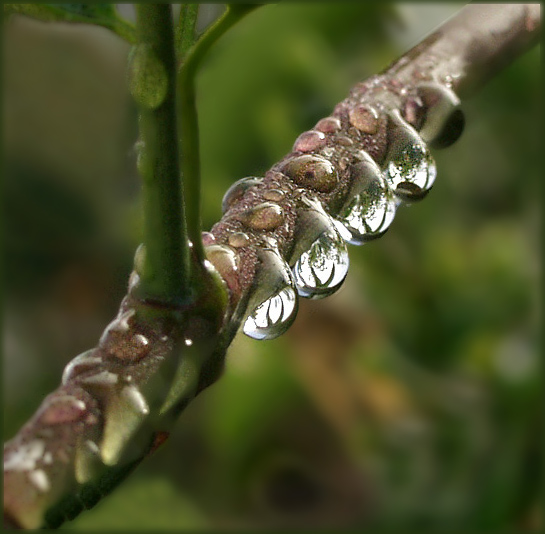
(175, 3), (199, 62)
(177, 6), (250, 266)
(133, 4), (190, 304)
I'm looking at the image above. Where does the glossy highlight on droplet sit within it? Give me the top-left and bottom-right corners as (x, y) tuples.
(349, 104), (379, 133)
(293, 228), (349, 299)
(293, 130), (327, 152)
(385, 112), (437, 199)
(222, 177), (262, 214)
(242, 250), (298, 340)
(239, 202), (284, 231)
(337, 157), (397, 244)
(243, 286), (298, 340)
(315, 117), (341, 133)
(280, 155), (338, 193)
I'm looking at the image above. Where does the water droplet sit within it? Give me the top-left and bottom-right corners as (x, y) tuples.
(287, 197), (349, 299)
(293, 130), (326, 152)
(128, 44), (168, 110)
(62, 350), (102, 385)
(385, 112), (437, 199)
(100, 385), (150, 466)
(293, 232), (349, 299)
(41, 395), (87, 425)
(99, 312), (151, 362)
(128, 271), (140, 292)
(239, 202), (284, 231)
(222, 177), (262, 214)
(349, 104), (379, 133)
(79, 371), (118, 387)
(228, 232), (250, 248)
(134, 244), (146, 276)
(74, 439), (101, 484)
(204, 244), (240, 296)
(280, 155), (338, 193)
(416, 83), (464, 148)
(315, 117), (341, 133)
(243, 287), (298, 340)
(242, 250), (298, 340)
(201, 231), (216, 246)
(28, 469), (50, 493)
(263, 189), (285, 202)
(337, 156), (397, 244)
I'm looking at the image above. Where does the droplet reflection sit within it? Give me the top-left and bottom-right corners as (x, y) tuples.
(243, 286), (298, 340)
(293, 229), (349, 299)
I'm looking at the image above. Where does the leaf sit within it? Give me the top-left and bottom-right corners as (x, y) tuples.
(3, 3), (135, 43)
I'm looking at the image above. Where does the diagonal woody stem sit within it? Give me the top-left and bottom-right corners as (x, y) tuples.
(3, 3), (540, 530)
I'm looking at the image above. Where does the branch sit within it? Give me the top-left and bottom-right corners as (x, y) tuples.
(3, 3), (540, 529)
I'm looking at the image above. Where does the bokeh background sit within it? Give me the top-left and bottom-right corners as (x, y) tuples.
(2, 3), (541, 531)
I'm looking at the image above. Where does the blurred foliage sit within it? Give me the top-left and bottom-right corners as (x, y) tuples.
(2, 3), (541, 531)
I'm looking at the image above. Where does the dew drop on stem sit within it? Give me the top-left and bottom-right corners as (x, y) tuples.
(280, 155), (338, 193)
(415, 83), (465, 149)
(222, 177), (262, 214)
(315, 117), (341, 134)
(289, 197), (349, 299)
(385, 111), (437, 201)
(242, 250), (299, 340)
(336, 155), (397, 244)
(293, 130), (327, 152)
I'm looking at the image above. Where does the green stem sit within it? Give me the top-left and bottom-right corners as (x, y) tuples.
(175, 3), (199, 63)
(177, 5), (258, 265)
(133, 4), (190, 305)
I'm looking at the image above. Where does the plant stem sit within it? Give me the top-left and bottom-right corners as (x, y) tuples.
(175, 3), (199, 63)
(385, 4), (541, 99)
(177, 6), (256, 265)
(134, 4), (190, 304)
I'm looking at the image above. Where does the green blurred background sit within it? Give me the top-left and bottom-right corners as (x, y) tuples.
(2, 3), (541, 531)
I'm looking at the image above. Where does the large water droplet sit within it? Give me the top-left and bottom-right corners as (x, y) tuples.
(336, 155), (397, 244)
(293, 232), (349, 299)
(280, 155), (338, 193)
(289, 197), (349, 299)
(238, 202), (284, 231)
(99, 310), (150, 363)
(128, 44), (168, 110)
(416, 83), (464, 148)
(348, 104), (379, 133)
(100, 385), (150, 466)
(204, 244), (240, 297)
(293, 130), (327, 152)
(74, 439), (101, 484)
(243, 287), (298, 340)
(315, 116), (341, 134)
(62, 350), (102, 385)
(242, 250), (298, 340)
(385, 112), (437, 201)
(228, 232), (250, 248)
(222, 177), (262, 214)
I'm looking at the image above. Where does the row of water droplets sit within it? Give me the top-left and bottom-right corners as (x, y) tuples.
(211, 95), (443, 341)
